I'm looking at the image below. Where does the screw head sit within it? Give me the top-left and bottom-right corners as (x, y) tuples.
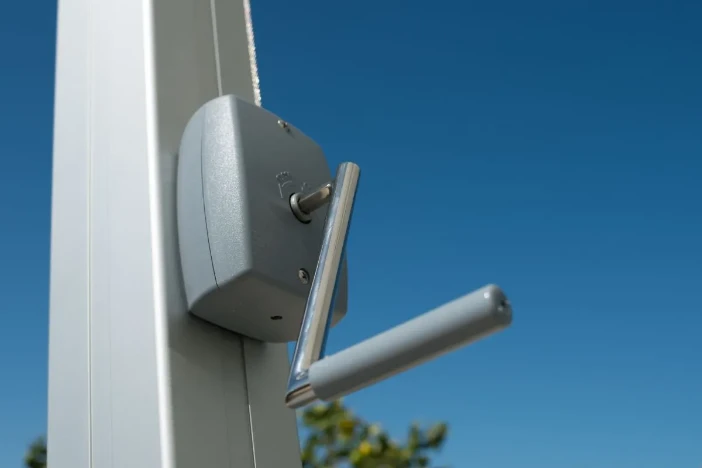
(298, 268), (310, 284)
(278, 119), (290, 131)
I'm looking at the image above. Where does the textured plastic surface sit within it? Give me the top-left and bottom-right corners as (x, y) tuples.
(177, 95), (348, 342)
(308, 284), (511, 401)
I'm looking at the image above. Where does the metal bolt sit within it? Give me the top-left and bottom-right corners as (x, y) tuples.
(298, 268), (310, 284)
(278, 119), (290, 131)
(290, 182), (333, 224)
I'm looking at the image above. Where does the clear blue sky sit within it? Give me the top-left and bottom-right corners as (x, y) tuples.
(1, 0), (701, 467)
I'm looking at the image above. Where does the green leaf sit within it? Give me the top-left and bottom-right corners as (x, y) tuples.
(298, 401), (448, 468)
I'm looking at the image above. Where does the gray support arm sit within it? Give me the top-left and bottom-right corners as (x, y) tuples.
(308, 284), (511, 402)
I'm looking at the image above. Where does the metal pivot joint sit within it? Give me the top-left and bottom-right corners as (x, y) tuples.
(285, 162), (513, 409)
(290, 182), (333, 223)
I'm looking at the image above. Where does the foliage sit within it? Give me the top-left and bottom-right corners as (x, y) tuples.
(300, 400), (448, 468)
(24, 401), (448, 468)
(24, 437), (47, 468)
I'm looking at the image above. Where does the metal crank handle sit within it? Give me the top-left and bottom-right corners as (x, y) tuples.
(285, 162), (513, 409)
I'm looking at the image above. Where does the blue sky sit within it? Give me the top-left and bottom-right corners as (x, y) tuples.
(1, 0), (701, 467)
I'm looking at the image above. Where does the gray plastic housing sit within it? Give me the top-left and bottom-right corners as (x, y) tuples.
(177, 95), (348, 343)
